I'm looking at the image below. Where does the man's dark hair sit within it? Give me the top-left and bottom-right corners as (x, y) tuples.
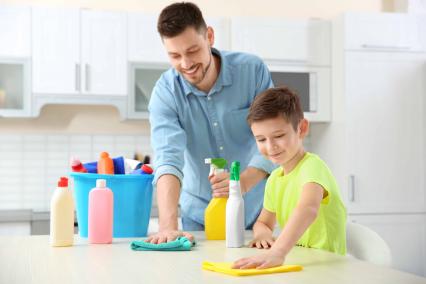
(247, 86), (304, 131)
(157, 2), (207, 38)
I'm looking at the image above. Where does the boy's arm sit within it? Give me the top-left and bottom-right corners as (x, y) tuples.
(209, 166), (268, 197)
(270, 182), (324, 256)
(250, 208), (276, 249)
(233, 182), (324, 269)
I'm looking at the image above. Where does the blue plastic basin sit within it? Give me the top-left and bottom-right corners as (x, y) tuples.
(71, 173), (154, 238)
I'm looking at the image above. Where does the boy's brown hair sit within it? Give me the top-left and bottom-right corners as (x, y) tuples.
(247, 86), (304, 131)
(157, 2), (207, 38)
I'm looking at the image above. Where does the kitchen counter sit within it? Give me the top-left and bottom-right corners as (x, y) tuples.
(0, 231), (424, 284)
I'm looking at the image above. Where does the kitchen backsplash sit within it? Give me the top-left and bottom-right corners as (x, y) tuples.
(0, 134), (153, 211)
(0, 133), (312, 211)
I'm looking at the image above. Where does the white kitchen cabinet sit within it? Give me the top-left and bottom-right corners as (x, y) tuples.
(230, 17), (330, 66)
(0, 5), (31, 117)
(0, 5), (31, 57)
(32, 7), (127, 96)
(348, 214), (426, 277)
(344, 52), (425, 214)
(0, 59), (31, 117)
(313, 13), (426, 214)
(81, 10), (127, 95)
(128, 62), (169, 119)
(127, 13), (168, 63)
(32, 7), (80, 95)
(343, 12), (424, 52)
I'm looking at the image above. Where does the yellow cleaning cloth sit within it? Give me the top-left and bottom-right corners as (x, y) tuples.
(202, 261), (303, 276)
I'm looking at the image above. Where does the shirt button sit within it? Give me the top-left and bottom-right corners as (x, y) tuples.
(207, 96), (211, 100)
(213, 122), (218, 127)
(219, 146), (224, 151)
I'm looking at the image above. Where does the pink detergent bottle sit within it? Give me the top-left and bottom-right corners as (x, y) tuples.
(88, 179), (113, 244)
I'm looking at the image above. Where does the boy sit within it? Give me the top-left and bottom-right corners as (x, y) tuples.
(233, 87), (346, 269)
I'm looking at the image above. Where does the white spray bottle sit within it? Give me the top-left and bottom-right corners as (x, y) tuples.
(226, 161), (245, 247)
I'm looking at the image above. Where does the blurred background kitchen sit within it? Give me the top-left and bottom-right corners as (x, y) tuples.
(0, 0), (425, 277)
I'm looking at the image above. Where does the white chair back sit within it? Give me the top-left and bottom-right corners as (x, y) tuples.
(346, 222), (392, 267)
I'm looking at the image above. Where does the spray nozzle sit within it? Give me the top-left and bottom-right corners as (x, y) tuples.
(230, 161), (240, 181)
(205, 158), (227, 176)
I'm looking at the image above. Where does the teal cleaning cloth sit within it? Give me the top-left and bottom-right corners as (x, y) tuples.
(130, 237), (196, 251)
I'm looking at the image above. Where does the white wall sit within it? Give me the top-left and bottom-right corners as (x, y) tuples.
(0, 0), (388, 134)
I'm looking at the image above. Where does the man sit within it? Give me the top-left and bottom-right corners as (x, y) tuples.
(147, 2), (275, 244)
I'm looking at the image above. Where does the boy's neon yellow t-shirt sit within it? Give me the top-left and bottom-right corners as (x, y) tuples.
(264, 152), (347, 255)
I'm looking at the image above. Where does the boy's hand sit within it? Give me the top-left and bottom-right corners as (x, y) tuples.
(232, 250), (285, 269)
(209, 171), (230, 197)
(248, 235), (275, 249)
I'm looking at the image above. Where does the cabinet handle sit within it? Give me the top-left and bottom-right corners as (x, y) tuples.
(85, 64), (90, 92)
(361, 44), (411, 51)
(348, 175), (355, 202)
(75, 63), (81, 92)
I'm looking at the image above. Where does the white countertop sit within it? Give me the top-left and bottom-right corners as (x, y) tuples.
(0, 231), (425, 284)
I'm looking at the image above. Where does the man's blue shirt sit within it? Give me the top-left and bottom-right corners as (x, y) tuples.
(149, 48), (275, 226)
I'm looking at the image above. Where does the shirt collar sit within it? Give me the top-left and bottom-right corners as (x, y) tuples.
(179, 48), (233, 97)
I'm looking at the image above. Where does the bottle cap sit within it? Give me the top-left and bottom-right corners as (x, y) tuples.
(100, 152), (110, 158)
(141, 164), (153, 174)
(96, 179), (106, 188)
(57, 177), (68, 187)
(70, 157), (83, 171)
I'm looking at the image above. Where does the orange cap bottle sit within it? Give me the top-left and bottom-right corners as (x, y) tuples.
(97, 152), (114, 175)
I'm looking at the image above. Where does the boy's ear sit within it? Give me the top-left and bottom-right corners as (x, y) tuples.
(299, 119), (309, 139)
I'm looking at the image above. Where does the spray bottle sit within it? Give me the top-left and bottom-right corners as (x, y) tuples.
(204, 158), (228, 240)
(226, 161), (245, 247)
(50, 177), (75, 247)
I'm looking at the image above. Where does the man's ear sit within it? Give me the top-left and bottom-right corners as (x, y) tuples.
(206, 26), (215, 47)
(299, 119), (310, 139)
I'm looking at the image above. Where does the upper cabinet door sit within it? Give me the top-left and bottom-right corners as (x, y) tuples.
(81, 10), (127, 96)
(231, 18), (330, 66)
(128, 13), (168, 63)
(345, 52), (425, 213)
(343, 12), (424, 52)
(0, 5), (31, 57)
(32, 7), (80, 95)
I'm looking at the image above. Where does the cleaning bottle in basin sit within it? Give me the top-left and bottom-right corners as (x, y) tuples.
(97, 152), (114, 175)
(204, 158), (228, 240)
(70, 157), (88, 173)
(50, 177), (75, 247)
(226, 161), (245, 247)
(88, 179), (114, 244)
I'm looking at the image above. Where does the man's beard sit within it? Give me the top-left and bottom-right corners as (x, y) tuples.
(184, 48), (213, 86)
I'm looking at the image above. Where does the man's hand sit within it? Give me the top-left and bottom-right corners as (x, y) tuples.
(144, 230), (194, 244)
(209, 171), (230, 197)
(209, 171), (250, 197)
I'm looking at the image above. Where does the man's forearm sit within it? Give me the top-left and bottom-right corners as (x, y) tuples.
(240, 167), (268, 193)
(156, 174), (181, 231)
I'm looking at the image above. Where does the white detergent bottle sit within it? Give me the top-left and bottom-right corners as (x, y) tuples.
(50, 177), (75, 247)
(226, 161), (245, 248)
